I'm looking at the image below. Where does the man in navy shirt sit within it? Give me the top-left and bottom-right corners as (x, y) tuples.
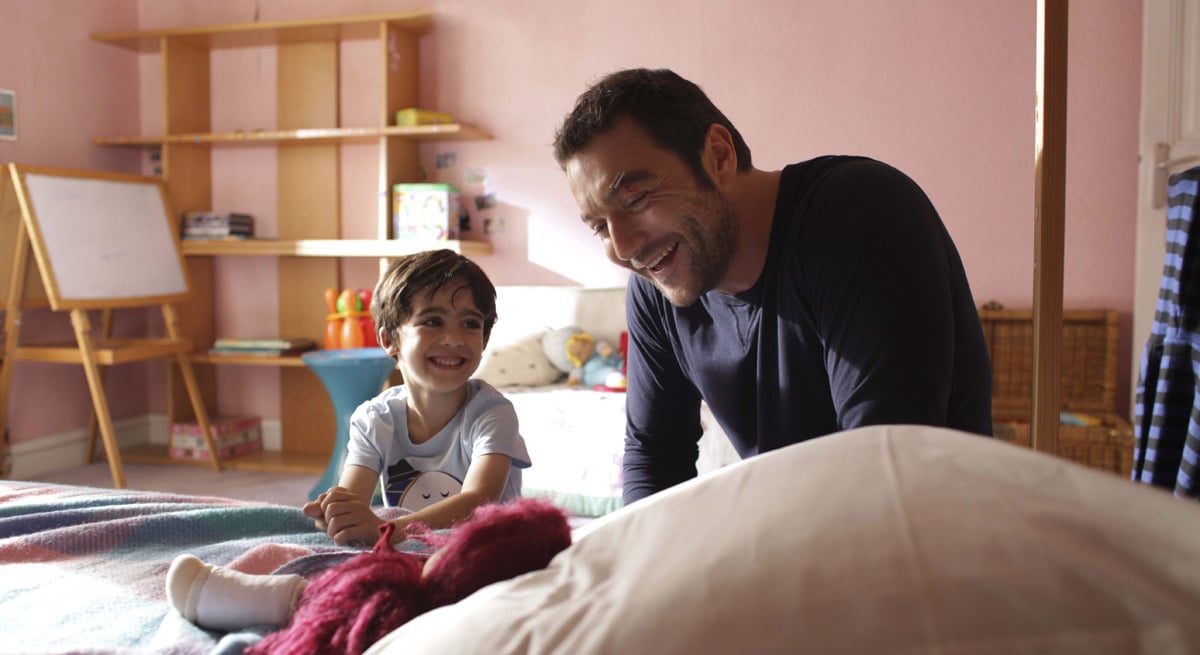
(553, 68), (992, 504)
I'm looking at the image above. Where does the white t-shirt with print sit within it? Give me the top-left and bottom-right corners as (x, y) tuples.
(345, 379), (531, 510)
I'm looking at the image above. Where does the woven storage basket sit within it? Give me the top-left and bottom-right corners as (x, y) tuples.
(979, 308), (1133, 477)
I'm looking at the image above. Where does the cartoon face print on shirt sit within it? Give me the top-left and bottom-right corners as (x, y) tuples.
(384, 459), (463, 511)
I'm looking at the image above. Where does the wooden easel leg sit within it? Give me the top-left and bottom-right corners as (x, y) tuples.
(0, 328), (16, 472)
(84, 309), (113, 464)
(163, 304), (221, 472)
(175, 353), (221, 472)
(1, 169), (29, 478)
(70, 310), (126, 488)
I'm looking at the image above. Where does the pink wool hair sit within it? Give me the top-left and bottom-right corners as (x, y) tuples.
(249, 498), (571, 655)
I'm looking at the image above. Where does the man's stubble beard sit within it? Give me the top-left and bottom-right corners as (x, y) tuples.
(651, 189), (738, 308)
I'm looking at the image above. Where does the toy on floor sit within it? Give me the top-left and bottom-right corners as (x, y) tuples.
(166, 498), (571, 655)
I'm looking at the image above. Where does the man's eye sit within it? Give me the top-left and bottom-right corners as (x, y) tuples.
(624, 192), (649, 211)
(590, 222), (610, 238)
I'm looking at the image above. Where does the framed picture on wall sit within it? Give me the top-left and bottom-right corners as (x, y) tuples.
(0, 90), (15, 141)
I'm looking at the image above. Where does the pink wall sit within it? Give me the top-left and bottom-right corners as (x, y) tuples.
(1, 0), (1143, 448)
(0, 0), (149, 445)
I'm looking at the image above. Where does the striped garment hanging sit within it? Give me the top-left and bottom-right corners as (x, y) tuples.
(1133, 166), (1200, 498)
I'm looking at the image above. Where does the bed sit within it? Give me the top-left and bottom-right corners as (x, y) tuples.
(479, 285), (740, 521)
(4, 424), (1200, 654)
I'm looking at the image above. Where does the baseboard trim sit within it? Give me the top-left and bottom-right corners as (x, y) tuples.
(11, 415), (284, 479)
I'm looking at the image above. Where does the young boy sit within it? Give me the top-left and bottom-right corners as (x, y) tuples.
(166, 249), (532, 630)
(303, 248), (531, 547)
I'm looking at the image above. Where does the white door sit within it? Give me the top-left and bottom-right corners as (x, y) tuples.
(1132, 0), (1200, 412)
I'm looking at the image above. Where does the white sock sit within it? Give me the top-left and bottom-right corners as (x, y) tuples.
(166, 554), (306, 631)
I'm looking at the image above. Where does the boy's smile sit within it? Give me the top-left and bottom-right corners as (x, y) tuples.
(383, 281), (485, 397)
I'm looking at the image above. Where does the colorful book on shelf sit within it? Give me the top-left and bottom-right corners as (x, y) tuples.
(181, 211), (254, 239)
(182, 211), (254, 227)
(208, 337), (316, 357)
(181, 233), (252, 240)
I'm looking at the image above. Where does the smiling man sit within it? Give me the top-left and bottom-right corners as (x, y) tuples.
(553, 68), (993, 504)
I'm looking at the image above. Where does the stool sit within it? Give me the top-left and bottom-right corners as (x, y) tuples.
(302, 348), (397, 501)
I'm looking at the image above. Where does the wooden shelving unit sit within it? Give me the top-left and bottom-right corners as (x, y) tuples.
(94, 124), (491, 146)
(93, 11), (490, 474)
(179, 238), (492, 258)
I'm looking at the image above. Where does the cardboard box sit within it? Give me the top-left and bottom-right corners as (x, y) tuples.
(393, 183), (460, 241)
(169, 416), (263, 461)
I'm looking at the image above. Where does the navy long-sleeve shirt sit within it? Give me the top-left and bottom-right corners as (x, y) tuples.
(622, 156), (993, 504)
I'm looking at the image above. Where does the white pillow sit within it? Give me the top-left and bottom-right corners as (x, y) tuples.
(474, 333), (561, 388)
(368, 425), (1200, 654)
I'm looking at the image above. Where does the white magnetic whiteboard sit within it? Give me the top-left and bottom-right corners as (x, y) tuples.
(16, 168), (189, 308)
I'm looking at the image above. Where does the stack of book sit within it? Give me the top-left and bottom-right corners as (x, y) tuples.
(181, 211), (254, 240)
(207, 337), (317, 357)
(169, 415), (263, 461)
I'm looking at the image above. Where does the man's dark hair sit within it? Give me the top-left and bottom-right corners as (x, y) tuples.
(553, 68), (752, 187)
(372, 249), (498, 345)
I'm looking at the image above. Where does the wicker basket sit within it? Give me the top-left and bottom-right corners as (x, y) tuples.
(979, 308), (1133, 477)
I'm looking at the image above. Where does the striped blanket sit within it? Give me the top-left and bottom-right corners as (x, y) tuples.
(0, 480), (418, 654)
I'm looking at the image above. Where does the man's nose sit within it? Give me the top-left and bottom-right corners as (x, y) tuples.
(607, 215), (643, 263)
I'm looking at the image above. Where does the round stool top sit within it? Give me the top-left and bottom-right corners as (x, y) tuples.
(301, 347), (395, 368)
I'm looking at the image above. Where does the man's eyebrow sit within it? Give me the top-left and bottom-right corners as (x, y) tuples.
(580, 170), (656, 222)
(604, 170), (654, 201)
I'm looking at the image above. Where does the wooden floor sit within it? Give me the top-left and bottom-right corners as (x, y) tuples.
(30, 460), (319, 506)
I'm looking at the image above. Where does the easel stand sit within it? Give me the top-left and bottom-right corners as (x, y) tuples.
(0, 164), (220, 488)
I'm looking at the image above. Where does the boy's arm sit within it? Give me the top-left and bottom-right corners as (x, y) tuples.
(385, 453), (513, 545)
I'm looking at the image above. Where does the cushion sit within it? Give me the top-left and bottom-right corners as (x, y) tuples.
(367, 425), (1200, 655)
(475, 285), (628, 389)
(474, 333), (561, 388)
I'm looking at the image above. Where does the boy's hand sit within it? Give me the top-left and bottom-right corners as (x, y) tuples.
(317, 486), (384, 546)
(301, 493), (327, 522)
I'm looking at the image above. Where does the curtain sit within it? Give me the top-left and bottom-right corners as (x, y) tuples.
(1133, 166), (1200, 498)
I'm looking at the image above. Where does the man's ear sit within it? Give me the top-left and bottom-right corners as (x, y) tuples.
(703, 123), (737, 185)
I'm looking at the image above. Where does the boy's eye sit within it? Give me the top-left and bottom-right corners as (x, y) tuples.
(463, 319), (483, 330)
(420, 317), (443, 328)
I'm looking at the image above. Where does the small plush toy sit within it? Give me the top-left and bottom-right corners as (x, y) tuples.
(581, 339), (626, 389)
(541, 326), (626, 388)
(168, 498), (571, 655)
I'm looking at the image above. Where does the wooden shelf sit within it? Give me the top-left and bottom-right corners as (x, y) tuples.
(88, 12), (481, 475)
(180, 238), (492, 258)
(191, 353), (309, 367)
(92, 11), (434, 51)
(94, 124), (491, 146)
(121, 443), (327, 474)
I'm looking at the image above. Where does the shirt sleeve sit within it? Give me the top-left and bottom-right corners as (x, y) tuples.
(344, 398), (393, 474)
(795, 159), (957, 430)
(467, 390), (532, 469)
(622, 279), (704, 505)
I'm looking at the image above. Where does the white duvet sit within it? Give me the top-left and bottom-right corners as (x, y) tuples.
(369, 424), (1200, 655)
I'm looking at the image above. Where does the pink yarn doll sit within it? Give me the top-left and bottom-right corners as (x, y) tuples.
(167, 498), (571, 655)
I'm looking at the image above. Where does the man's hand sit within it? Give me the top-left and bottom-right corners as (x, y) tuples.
(305, 485), (383, 546)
